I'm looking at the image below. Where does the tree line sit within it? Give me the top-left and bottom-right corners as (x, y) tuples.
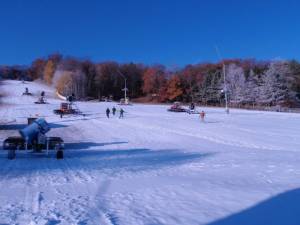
(1, 54), (300, 108)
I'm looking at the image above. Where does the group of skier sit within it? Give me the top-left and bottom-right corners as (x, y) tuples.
(106, 106), (124, 119)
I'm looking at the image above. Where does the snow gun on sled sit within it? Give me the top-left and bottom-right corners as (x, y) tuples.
(3, 118), (64, 159)
(22, 87), (32, 96)
(54, 92), (81, 116)
(35, 91), (48, 104)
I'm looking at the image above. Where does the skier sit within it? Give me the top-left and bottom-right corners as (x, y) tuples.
(106, 108), (110, 118)
(200, 111), (205, 122)
(112, 106), (116, 116)
(119, 108), (124, 119)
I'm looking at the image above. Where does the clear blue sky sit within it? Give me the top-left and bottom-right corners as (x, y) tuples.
(0, 0), (299, 66)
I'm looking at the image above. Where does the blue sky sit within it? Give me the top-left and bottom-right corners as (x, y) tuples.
(0, 0), (299, 66)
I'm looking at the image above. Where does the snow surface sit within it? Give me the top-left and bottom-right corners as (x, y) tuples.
(1, 80), (300, 225)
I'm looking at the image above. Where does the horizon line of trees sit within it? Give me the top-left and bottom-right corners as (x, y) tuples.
(1, 54), (300, 108)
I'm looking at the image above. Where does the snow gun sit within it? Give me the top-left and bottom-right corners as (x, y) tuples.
(3, 118), (64, 159)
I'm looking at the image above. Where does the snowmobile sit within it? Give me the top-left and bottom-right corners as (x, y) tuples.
(167, 102), (187, 112)
(3, 118), (64, 159)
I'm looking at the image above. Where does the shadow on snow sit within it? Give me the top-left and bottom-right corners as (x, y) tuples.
(64, 141), (127, 150)
(0, 145), (214, 178)
(0, 123), (68, 130)
(207, 188), (300, 225)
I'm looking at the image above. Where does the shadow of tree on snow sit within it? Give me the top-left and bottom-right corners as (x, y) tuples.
(207, 188), (300, 225)
(64, 141), (127, 150)
(0, 145), (214, 178)
(0, 122), (67, 130)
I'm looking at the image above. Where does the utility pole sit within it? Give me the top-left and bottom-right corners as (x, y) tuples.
(215, 46), (229, 114)
(117, 70), (128, 104)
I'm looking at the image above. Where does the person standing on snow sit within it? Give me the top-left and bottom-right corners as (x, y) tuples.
(106, 108), (110, 118)
(119, 108), (124, 119)
(112, 106), (116, 116)
(200, 111), (205, 122)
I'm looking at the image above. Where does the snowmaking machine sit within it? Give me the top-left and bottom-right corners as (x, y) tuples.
(3, 118), (64, 159)
(22, 87), (32, 96)
(53, 94), (81, 116)
(35, 91), (48, 104)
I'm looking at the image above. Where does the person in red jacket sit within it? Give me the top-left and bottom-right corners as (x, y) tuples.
(200, 111), (205, 122)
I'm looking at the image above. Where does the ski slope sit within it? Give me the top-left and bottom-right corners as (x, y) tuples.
(1, 80), (300, 225)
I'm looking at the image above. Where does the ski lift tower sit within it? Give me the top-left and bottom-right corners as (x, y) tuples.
(117, 70), (129, 104)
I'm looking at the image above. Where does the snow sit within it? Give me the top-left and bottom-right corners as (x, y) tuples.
(1, 80), (300, 225)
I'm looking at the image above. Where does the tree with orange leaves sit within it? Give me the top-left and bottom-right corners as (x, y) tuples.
(142, 66), (166, 95)
(166, 75), (183, 101)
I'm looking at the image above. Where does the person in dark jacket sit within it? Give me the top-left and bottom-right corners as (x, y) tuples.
(112, 106), (116, 116)
(106, 108), (110, 118)
(119, 108), (124, 119)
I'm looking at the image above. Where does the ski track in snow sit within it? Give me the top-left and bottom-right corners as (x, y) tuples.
(1, 80), (300, 225)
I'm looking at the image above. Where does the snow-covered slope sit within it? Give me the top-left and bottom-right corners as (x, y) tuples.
(1, 80), (300, 225)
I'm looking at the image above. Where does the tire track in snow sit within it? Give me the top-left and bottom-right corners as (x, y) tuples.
(86, 178), (120, 225)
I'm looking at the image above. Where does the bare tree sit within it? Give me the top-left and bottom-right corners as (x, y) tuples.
(225, 63), (246, 105)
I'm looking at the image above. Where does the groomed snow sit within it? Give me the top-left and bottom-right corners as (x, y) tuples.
(1, 80), (300, 225)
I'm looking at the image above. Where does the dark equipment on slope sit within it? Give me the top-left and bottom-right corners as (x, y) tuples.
(3, 118), (64, 159)
(35, 96), (47, 104)
(56, 146), (64, 159)
(7, 148), (16, 160)
(67, 94), (75, 102)
(167, 102), (187, 112)
(22, 87), (32, 96)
